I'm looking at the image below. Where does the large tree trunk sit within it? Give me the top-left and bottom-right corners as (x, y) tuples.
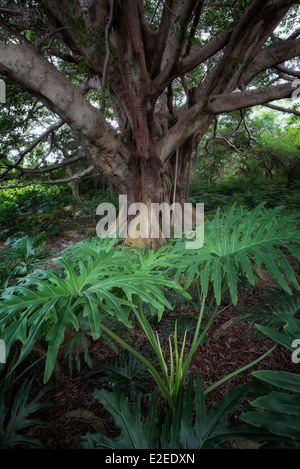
(95, 138), (198, 250)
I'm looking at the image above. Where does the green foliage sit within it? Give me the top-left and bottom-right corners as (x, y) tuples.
(74, 372), (274, 450)
(83, 349), (151, 400)
(162, 314), (209, 345)
(0, 203), (298, 408)
(194, 104), (300, 186)
(237, 287), (300, 338)
(0, 378), (52, 449)
(172, 202), (299, 306)
(0, 234), (52, 289)
(255, 297), (300, 353)
(0, 237), (187, 384)
(240, 290), (300, 448)
(189, 180), (300, 212)
(0, 184), (120, 241)
(74, 386), (160, 449)
(0, 185), (73, 240)
(63, 330), (92, 377)
(77, 307), (300, 450)
(241, 370), (300, 448)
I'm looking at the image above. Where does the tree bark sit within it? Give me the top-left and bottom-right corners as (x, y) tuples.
(66, 164), (81, 203)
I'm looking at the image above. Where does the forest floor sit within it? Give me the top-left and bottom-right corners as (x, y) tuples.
(9, 231), (298, 450)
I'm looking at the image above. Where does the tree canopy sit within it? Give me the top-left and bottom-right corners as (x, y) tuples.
(0, 1), (299, 245)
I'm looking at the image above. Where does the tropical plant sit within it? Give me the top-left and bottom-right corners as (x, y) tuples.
(236, 287), (300, 338)
(83, 349), (151, 400)
(0, 234), (52, 288)
(0, 204), (298, 408)
(73, 372), (279, 450)
(240, 291), (300, 448)
(171, 202), (299, 307)
(157, 202), (300, 396)
(0, 236), (188, 391)
(0, 378), (52, 449)
(241, 370), (300, 448)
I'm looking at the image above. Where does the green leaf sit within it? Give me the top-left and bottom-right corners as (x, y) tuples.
(255, 324), (295, 350)
(0, 379), (52, 449)
(251, 391), (300, 416)
(241, 412), (300, 440)
(44, 302), (79, 383)
(252, 370), (300, 393)
(74, 388), (160, 449)
(174, 205), (299, 306)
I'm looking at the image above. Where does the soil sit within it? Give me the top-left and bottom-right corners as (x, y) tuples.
(3, 232), (300, 450)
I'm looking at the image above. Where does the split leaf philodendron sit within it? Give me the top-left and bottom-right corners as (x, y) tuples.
(0, 204), (299, 407)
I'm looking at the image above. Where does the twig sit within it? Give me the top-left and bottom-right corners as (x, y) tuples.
(0, 165), (94, 189)
(240, 109), (263, 147)
(150, 0), (161, 24)
(263, 103), (300, 117)
(0, 120), (65, 178)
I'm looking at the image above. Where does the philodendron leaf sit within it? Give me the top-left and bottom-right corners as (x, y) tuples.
(241, 411), (300, 440)
(167, 373), (271, 449)
(0, 379), (52, 449)
(249, 391), (300, 416)
(172, 204), (299, 306)
(73, 387), (160, 449)
(240, 371), (300, 445)
(252, 370), (300, 393)
(74, 373), (274, 450)
(0, 237), (189, 383)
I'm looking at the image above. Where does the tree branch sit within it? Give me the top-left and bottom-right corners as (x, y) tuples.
(239, 38), (300, 85)
(275, 64), (300, 79)
(263, 103), (300, 117)
(101, 0), (116, 113)
(0, 120), (64, 177)
(0, 100), (44, 134)
(151, 0), (198, 93)
(206, 83), (295, 114)
(0, 26), (126, 162)
(0, 165), (94, 190)
(177, 27), (232, 77)
(0, 153), (86, 184)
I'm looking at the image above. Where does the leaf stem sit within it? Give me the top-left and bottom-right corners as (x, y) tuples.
(99, 322), (173, 406)
(204, 344), (277, 395)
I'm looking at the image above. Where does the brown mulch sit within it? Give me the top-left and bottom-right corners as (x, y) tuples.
(4, 234), (300, 450)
